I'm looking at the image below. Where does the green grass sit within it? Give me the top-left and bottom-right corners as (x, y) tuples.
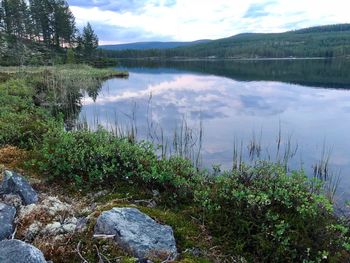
(0, 64), (128, 78)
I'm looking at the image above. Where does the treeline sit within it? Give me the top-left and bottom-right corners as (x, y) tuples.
(118, 59), (350, 89)
(294, 23), (350, 34)
(0, 0), (99, 65)
(102, 24), (350, 59)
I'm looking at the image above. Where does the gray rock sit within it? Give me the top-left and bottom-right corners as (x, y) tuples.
(94, 207), (177, 259)
(1, 170), (38, 205)
(0, 239), (47, 263)
(0, 203), (16, 241)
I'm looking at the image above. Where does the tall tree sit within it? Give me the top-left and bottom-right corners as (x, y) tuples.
(0, 0), (4, 32)
(29, 0), (53, 45)
(29, 0), (76, 47)
(82, 22), (98, 58)
(7, 0), (30, 37)
(52, 0), (75, 47)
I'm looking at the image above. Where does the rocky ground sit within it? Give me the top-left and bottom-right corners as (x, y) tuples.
(0, 169), (180, 263)
(0, 161), (217, 263)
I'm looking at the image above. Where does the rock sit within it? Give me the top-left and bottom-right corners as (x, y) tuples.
(1, 170), (38, 205)
(0, 239), (47, 263)
(94, 207), (177, 259)
(0, 203), (16, 241)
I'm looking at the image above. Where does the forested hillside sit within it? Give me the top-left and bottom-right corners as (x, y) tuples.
(0, 0), (98, 65)
(104, 24), (350, 59)
(100, 40), (211, 51)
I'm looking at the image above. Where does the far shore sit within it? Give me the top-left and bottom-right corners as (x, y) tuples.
(116, 56), (348, 62)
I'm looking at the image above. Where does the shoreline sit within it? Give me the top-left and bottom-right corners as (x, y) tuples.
(116, 56), (348, 62)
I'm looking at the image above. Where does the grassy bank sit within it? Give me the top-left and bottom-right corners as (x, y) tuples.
(0, 65), (350, 262)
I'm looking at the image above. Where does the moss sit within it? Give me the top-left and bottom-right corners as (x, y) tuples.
(96, 182), (152, 203)
(139, 206), (205, 249)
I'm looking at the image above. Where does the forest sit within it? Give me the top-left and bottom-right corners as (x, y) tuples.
(0, 0), (98, 65)
(103, 24), (350, 59)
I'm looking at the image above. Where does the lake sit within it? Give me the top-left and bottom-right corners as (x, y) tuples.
(79, 59), (350, 203)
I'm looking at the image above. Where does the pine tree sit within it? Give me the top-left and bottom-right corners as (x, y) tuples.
(52, 0), (76, 47)
(30, 0), (54, 45)
(0, 0), (4, 31)
(1, 0), (30, 38)
(82, 22), (98, 58)
(66, 48), (75, 63)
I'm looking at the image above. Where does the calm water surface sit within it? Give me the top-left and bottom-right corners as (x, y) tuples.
(79, 60), (350, 201)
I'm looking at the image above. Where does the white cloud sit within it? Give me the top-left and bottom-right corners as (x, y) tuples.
(70, 0), (350, 44)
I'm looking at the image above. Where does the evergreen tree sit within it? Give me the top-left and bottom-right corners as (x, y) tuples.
(0, 0), (4, 31)
(29, 0), (76, 47)
(66, 48), (75, 63)
(52, 0), (76, 47)
(82, 22), (98, 58)
(29, 0), (53, 45)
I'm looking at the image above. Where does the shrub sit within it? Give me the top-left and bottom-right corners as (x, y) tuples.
(195, 163), (350, 262)
(35, 127), (198, 203)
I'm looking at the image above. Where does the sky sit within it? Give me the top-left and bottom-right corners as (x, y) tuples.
(67, 0), (350, 45)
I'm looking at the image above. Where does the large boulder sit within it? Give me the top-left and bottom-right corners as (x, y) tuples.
(1, 170), (38, 205)
(0, 203), (16, 241)
(0, 239), (47, 263)
(94, 207), (177, 260)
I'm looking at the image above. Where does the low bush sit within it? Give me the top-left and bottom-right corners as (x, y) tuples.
(195, 163), (350, 262)
(34, 127), (198, 204)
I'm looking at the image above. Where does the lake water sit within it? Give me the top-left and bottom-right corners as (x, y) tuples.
(79, 59), (350, 202)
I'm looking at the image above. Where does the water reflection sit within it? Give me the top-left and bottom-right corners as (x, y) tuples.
(78, 60), (350, 201)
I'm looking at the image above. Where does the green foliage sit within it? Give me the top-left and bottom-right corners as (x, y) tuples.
(65, 48), (75, 64)
(0, 65), (127, 148)
(34, 127), (198, 204)
(0, 78), (52, 148)
(195, 163), (350, 262)
(106, 24), (350, 59)
(81, 22), (99, 59)
(0, 0), (101, 66)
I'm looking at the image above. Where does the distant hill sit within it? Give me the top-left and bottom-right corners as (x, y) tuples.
(103, 24), (350, 59)
(99, 40), (211, 51)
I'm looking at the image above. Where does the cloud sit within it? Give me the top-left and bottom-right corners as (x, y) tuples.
(92, 23), (174, 44)
(244, 1), (275, 18)
(68, 0), (350, 44)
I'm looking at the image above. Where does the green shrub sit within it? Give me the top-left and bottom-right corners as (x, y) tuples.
(195, 163), (350, 262)
(35, 127), (198, 203)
